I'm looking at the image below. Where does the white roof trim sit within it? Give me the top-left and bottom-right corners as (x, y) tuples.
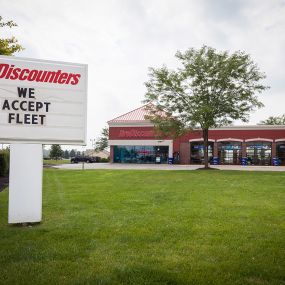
(108, 139), (173, 146)
(108, 121), (154, 127)
(189, 138), (215, 142)
(275, 138), (285, 142)
(245, 138), (273, 142)
(216, 138), (243, 142)
(209, 125), (285, 130)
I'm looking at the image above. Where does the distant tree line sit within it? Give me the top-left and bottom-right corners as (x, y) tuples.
(48, 145), (85, 160)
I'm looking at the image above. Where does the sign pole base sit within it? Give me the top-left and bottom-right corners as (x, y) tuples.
(8, 144), (43, 224)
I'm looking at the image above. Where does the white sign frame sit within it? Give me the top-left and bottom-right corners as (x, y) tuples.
(0, 55), (88, 145)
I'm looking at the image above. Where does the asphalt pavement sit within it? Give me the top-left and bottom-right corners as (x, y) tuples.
(55, 163), (285, 171)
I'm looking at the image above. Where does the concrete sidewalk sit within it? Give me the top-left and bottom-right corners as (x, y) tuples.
(55, 163), (285, 171)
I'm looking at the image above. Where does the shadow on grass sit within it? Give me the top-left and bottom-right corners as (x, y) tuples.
(195, 167), (219, 171)
(9, 222), (42, 228)
(82, 266), (187, 285)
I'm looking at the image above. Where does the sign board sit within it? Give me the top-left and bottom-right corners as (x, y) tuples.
(0, 56), (87, 145)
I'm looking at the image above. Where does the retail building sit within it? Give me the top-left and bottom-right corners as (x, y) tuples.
(108, 105), (285, 166)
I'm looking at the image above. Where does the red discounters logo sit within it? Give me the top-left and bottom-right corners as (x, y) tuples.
(0, 63), (81, 85)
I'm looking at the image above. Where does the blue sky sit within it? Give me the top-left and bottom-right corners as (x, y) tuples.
(1, 0), (285, 148)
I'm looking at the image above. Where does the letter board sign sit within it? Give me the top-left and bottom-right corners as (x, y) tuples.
(0, 55), (87, 145)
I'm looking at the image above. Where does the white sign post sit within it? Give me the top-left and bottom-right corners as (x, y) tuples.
(9, 144), (43, 223)
(0, 55), (87, 224)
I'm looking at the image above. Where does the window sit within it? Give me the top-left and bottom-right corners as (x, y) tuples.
(114, 146), (169, 164)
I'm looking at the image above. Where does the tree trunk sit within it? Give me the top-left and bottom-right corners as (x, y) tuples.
(203, 128), (209, 169)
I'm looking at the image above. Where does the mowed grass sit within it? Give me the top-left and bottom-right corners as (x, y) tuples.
(43, 159), (70, 165)
(0, 169), (284, 285)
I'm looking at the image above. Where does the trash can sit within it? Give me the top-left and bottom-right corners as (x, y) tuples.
(211, 157), (219, 165)
(272, 157), (280, 166)
(168, 157), (174, 164)
(241, 157), (248, 166)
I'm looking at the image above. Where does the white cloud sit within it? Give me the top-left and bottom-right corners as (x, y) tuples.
(1, 0), (284, 148)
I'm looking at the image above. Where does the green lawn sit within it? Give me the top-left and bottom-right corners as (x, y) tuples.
(0, 169), (284, 285)
(43, 159), (70, 165)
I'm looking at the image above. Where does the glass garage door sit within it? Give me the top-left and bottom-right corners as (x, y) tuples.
(218, 142), (242, 165)
(277, 142), (285, 166)
(246, 142), (272, 166)
(190, 142), (213, 164)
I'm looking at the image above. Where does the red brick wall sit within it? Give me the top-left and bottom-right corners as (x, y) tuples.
(109, 126), (285, 165)
(179, 129), (285, 142)
(110, 126), (285, 142)
(179, 142), (190, 164)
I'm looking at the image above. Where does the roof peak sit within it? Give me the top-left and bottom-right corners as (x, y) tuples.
(108, 104), (151, 123)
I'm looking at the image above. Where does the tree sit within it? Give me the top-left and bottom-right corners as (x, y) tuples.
(259, 115), (285, 125)
(0, 16), (24, 55)
(144, 46), (268, 168)
(0, 16), (23, 174)
(95, 127), (109, 151)
(50, 145), (63, 160)
(63, 150), (70, 159)
(70, 149), (76, 157)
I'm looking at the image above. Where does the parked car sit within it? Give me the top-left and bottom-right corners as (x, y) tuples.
(70, 156), (100, 163)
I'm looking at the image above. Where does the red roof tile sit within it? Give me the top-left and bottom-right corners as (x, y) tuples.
(108, 104), (151, 123)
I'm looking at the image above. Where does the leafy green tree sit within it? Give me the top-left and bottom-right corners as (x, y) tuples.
(50, 145), (63, 160)
(144, 46), (268, 168)
(259, 115), (285, 125)
(95, 127), (109, 151)
(0, 16), (24, 55)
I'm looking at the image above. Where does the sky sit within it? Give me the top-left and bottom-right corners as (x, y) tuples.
(1, 0), (285, 149)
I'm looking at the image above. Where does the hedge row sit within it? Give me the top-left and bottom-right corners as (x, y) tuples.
(0, 149), (10, 177)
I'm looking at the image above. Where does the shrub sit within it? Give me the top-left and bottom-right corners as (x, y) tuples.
(0, 149), (10, 177)
(100, 157), (110, 163)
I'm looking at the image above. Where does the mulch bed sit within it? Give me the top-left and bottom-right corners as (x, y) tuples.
(0, 176), (9, 192)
